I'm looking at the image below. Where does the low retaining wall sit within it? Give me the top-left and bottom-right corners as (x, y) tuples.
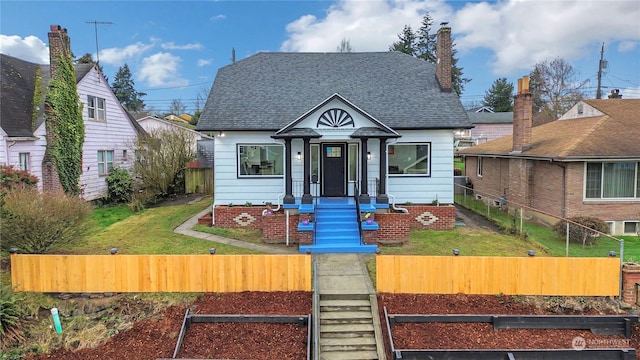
(206, 204), (455, 246)
(622, 263), (640, 304)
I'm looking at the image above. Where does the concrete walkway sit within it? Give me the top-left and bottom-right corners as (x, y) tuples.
(315, 254), (376, 296)
(173, 200), (296, 254)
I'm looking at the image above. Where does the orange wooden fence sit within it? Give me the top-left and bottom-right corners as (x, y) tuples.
(377, 255), (619, 296)
(10, 254), (311, 293)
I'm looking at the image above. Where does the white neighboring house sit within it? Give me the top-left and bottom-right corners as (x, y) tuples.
(136, 116), (213, 153)
(0, 25), (144, 200)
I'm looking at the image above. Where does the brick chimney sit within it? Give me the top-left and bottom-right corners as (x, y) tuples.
(435, 25), (452, 92)
(48, 25), (71, 77)
(511, 76), (533, 153)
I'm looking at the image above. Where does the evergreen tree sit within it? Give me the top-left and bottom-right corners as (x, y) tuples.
(111, 64), (146, 111)
(482, 78), (514, 112)
(389, 25), (417, 56)
(76, 52), (105, 81)
(389, 14), (470, 95)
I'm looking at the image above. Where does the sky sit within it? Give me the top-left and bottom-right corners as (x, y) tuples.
(1, 0), (639, 115)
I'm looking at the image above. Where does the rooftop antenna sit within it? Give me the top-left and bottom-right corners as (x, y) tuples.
(232, 48), (236, 64)
(86, 20), (113, 65)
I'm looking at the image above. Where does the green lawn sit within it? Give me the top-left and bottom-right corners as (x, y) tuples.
(69, 197), (257, 255)
(454, 195), (639, 262)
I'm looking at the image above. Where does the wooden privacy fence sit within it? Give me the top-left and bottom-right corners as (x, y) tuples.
(377, 255), (620, 296)
(10, 254), (311, 293)
(185, 168), (213, 194)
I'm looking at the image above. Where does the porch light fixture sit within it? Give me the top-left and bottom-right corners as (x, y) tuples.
(297, 152), (302, 160)
(217, 131), (225, 137)
(367, 152), (371, 160)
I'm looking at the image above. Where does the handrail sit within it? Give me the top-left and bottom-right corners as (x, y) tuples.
(354, 182), (364, 246)
(312, 257), (319, 360)
(312, 195), (318, 246)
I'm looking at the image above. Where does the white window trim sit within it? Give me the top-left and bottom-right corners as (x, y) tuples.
(583, 161), (640, 201)
(88, 95), (106, 121)
(98, 150), (114, 176)
(623, 221), (639, 235)
(18, 152), (30, 171)
(477, 157), (483, 177)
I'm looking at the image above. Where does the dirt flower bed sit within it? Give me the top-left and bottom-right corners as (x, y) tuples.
(23, 292), (638, 359)
(378, 293), (639, 359)
(26, 292), (311, 360)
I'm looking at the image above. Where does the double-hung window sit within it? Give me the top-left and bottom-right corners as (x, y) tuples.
(238, 144), (284, 177)
(98, 150), (114, 176)
(585, 162), (640, 199)
(88, 95), (106, 121)
(18, 153), (30, 171)
(388, 143), (430, 176)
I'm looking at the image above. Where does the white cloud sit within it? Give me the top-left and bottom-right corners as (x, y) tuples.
(198, 59), (213, 67)
(617, 40), (637, 53)
(0, 34), (49, 63)
(210, 14), (226, 21)
(453, 1), (640, 75)
(281, 0), (451, 52)
(138, 52), (188, 88)
(99, 42), (154, 66)
(161, 42), (203, 50)
(280, 0), (640, 77)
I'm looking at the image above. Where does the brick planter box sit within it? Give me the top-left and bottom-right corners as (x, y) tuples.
(622, 262), (640, 305)
(198, 214), (213, 226)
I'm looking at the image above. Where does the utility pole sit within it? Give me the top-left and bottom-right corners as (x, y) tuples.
(86, 20), (113, 64)
(596, 42), (605, 99)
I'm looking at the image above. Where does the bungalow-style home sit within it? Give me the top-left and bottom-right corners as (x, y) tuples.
(0, 25), (143, 200)
(197, 26), (472, 252)
(460, 76), (640, 236)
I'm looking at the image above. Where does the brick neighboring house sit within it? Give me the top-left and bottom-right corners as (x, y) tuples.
(460, 76), (640, 236)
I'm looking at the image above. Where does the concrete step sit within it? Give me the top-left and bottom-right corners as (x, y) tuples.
(320, 350), (379, 360)
(320, 323), (375, 336)
(321, 336), (376, 347)
(320, 293), (370, 301)
(320, 299), (371, 312)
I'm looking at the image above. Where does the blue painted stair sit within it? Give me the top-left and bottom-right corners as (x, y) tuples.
(299, 199), (378, 254)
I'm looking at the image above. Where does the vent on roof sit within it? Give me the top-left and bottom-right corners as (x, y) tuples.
(577, 103), (583, 115)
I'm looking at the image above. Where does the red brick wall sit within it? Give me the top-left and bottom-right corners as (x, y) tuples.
(376, 212), (410, 242)
(622, 263), (640, 304)
(262, 212), (309, 244)
(214, 206), (264, 230)
(435, 26), (452, 91)
(464, 157), (508, 200)
(530, 161), (565, 218)
(405, 205), (455, 230)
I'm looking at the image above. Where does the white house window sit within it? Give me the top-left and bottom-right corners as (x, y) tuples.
(388, 143), (430, 176)
(88, 95), (106, 121)
(348, 143), (358, 182)
(18, 153), (30, 170)
(585, 162), (640, 199)
(238, 144), (283, 177)
(311, 144), (319, 181)
(98, 150), (114, 175)
(477, 157), (483, 177)
(623, 221), (639, 235)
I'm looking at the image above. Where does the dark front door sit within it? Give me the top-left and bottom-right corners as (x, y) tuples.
(322, 143), (346, 196)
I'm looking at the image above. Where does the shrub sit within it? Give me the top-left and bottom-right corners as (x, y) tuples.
(0, 187), (92, 253)
(0, 284), (26, 347)
(453, 168), (462, 176)
(105, 167), (133, 204)
(0, 165), (38, 194)
(553, 216), (609, 246)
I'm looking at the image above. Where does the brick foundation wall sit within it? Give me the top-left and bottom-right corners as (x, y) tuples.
(262, 212), (310, 245)
(622, 263), (640, 304)
(376, 212), (410, 243)
(405, 205), (455, 230)
(214, 206), (264, 230)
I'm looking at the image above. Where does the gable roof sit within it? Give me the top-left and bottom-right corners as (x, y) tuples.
(461, 99), (640, 160)
(198, 52), (471, 132)
(0, 54), (47, 137)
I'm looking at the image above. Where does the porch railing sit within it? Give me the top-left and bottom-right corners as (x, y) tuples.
(291, 179), (378, 198)
(354, 182), (364, 246)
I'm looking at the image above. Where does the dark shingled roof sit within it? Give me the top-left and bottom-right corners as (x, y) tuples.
(460, 99), (640, 160)
(467, 111), (513, 124)
(198, 52), (472, 132)
(1, 54), (42, 137)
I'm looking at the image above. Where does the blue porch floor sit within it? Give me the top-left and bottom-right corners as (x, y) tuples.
(296, 197), (379, 254)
